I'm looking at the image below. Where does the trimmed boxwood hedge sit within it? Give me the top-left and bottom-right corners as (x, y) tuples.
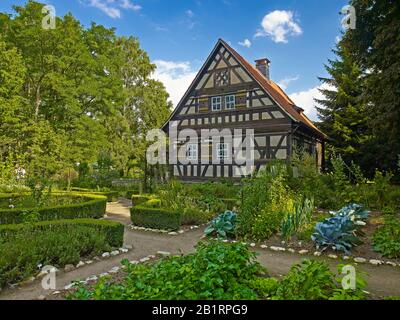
(130, 205), (181, 231)
(0, 218), (124, 248)
(0, 193), (107, 225)
(68, 188), (119, 201)
(131, 194), (154, 206)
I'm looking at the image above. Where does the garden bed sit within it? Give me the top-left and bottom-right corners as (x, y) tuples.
(0, 192), (107, 225)
(232, 210), (400, 265)
(0, 218), (124, 288)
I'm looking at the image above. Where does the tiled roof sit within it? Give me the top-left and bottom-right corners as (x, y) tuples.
(220, 39), (326, 138)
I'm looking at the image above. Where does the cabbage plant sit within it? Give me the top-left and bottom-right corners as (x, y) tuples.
(204, 211), (237, 239)
(312, 204), (369, 253)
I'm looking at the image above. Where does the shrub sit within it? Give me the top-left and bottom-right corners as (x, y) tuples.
(68, 241), (266, 300)
(130, 205), (181, 230)
(0, 219), (124, 288)
(68, 188), (119, 202)
(204, 211), (237, 239)
(157, 181), (221, 224)
(0, 193), (107, 225)
(238, 164), (296, 240)
(131, 194), (153, 206)
(372, 217), (400, 258)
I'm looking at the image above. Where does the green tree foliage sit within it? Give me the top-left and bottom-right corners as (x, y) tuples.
(343, 0), (400, 175)
(0, 1), (171, 181)
(315, 42), (371, 174)
(319, 0), (399, 177)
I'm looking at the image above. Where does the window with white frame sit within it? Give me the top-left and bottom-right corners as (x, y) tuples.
(211, 96), (222, 111)
(217, 143), (228, 160)
(225, 95), (235, 109)
(186, 143), (198, 161)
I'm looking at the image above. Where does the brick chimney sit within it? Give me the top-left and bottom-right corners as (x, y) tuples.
(255, 58), (270, 80)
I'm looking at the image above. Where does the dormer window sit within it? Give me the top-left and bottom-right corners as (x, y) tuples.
(225, 95), (235, 109)
(211, 96), (222, 111)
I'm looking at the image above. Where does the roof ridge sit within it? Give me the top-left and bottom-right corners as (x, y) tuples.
(219, 39), (325, 138)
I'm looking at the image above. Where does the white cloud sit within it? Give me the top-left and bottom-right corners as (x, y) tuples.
(153, 60), (198, 107)
(120, 0), (141, 11)
(255, 10), (302, 43)
(186, 9), (194, 18)
(238, 39), (252, 48)
(289, 83), (336, 121)
(277, 75), (299, 90)
(84, 0), (141, 19)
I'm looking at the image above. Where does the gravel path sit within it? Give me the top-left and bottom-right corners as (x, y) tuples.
(1, 200), (399, 300)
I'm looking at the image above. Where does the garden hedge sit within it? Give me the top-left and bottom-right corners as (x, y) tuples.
(131, 194), (154, 206)
(0, 193), (107, 225)
(68, 188), (119, 201)
(130, 205), (181, 231)
(0, 218), (124, 247)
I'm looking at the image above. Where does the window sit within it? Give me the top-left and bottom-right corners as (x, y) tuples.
(217, 143), (228, 160)
(186, 143), (198, 161)
(225, 95), (235, 109)
(211, 96), (222, 111)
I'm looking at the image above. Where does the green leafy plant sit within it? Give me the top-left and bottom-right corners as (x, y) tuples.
(68, 241), (266, 300)
(0, 219), (123, 288)
(331, 203), (369, 221)
(204, 211), (237, 239)
(312, 215), (362, 253)
(312, 204), (368, 253)
(238, 163), (296, 241)
(329, 264), (366, 300)
(372, 217), (400, 258)
(271, 260), (366, 300)
(280, 198), (314, 240)
(272, 259), (335, 300)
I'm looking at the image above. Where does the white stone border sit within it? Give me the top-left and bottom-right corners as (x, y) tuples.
(129, 223), (207, 235)
(38, 251), (173, 300)
(10, 244), (134, 291)
(217, 239), (399, 268)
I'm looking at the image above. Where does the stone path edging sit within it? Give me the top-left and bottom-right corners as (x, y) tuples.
(217, 239), (399, 268)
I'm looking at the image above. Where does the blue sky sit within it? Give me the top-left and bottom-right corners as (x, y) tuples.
(0, 0), (349, 120)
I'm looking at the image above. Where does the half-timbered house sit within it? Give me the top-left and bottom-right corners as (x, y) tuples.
(162, 39), (326, 180)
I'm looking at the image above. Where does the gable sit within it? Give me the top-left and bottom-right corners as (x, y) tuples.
(162, 41), (290, 130)
(194, 45), (253, 92)
(162, 39), (325, 141)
